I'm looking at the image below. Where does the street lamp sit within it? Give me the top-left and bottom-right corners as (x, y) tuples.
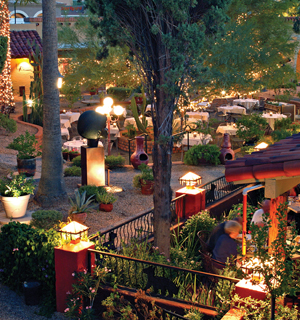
(95, 97), (124, 156)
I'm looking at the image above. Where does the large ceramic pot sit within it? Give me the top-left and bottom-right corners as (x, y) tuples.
(1, 194), (31, 218)
(141, 180), (154, 195)
(99, 203), (113, 212)
(71, 212), (87, 224)
(130, 136), (149, 169)
(17, 157), (36, 177)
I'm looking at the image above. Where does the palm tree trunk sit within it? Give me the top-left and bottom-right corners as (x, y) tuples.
(0, 0), (15, 114)
(35, 0), (67, 207)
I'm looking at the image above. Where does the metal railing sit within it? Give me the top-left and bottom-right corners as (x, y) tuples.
(89, 194), (186, 249)
(199, 175), (246, 206)
(88, 249), (239, 310)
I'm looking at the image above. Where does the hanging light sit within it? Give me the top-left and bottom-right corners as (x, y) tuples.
(179, 172), (202, 189)
(59, 221), (90, 244)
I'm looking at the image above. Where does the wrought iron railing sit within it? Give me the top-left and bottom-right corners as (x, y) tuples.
(199, 175), (246, 206)
(88, 249), (239, 310)
(89, 194), (186, 249)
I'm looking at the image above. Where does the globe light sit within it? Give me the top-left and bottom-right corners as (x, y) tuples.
(95, 106), (106, 114)
(113, 105), (124, 116)
(103, 97), (114, 108)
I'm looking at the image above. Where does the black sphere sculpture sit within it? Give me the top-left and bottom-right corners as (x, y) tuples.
(77, 110), (107, 147)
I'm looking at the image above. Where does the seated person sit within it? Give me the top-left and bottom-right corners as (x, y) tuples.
(206, 216), (242, 252)
(212, 220), (242, 265)
(251, 200), (270, 227)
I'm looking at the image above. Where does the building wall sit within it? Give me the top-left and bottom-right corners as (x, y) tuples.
(8, 2), (62, 19)
(11, 58), (34, 97)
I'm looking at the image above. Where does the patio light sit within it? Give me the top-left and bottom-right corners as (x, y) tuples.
(95, 97), (124, 156)
(27, 99), (33, 107)
(57, 70), (64, 89)
(179, 172), (202, 189)
(59, 221), (90, 244)
(254, 142), (268, 152)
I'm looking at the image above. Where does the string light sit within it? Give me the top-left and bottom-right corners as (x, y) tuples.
(0, 0), (15, 114)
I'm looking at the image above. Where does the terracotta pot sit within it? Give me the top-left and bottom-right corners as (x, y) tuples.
(90, 91), (96, 96)
(1, 194), (30, 218)
(71, 212), (87, 224)
(62, 152), (69, 161)
(99, 203), (113, 212)
(141, 180), (154, 195)
(17, 157), (36, 177)
(134, 96), (143, 105)
(69, 153), (80, 161)
(130, 136), (149, 169)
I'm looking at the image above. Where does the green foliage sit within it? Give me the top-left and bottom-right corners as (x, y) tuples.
(130, 89), (148, 134)
(132, 164), (154, 188)
(0, 222), (60, 301)
(96, 192), (117, 204)
(271, 117), (300, 142)
(0, 36), (8, 74)
(69, 190), (96, 214)
(30, 210), (63, 230)
(64, 266), (109, 319)
(0, 174), (35, 197)
(60, 82), (82, 108)
(62, 148), (69, 153)
(226, 203), (257, 231)
(271, 129), (294, 142)
(0, 113), (17, 133)
(64, 166), (81, 176)
(107, 87), (132, 101)
(229, 295), (300, 319)
(124, 124), (136, 138)
(133, 173), (143, 189)
(71, 155), (81, 167)
(179, 211), (217, 258)
(105, 155), (125, 169)
(79, 184), (107, 199)
(183, 144), (221, 166)
(236, 114), (268, 144)
(7, 130), (42, 159)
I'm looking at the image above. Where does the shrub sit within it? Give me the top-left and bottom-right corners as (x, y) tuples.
(107, 87), (132, 101)
(0, 222), (60, 305)
(105, 155), (125, 169)
(30, 210), (63, 230)
(96, 192), (117, 204)
(78, 185), (107, 199)
(0, 173), (35, 197)
(72, 155), (81, 167)
(183, 144), (221, 165)
(0, 113), (17, 133)
(226, 203), (257, 231)
(64, 166), (81, 176)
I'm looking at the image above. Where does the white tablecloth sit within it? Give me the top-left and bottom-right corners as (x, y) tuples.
(61, 128), (70, 140)
(233, 99), (259, 109)
(262, 113), (287, 130)
(181, 133), (212, 146)
(186, 112), (209, 121)
(60, 118), (71, 128)
(60, 112), (81, 123)
(217, 105), (246, 115)
(63, 140), (88, 153)
(124, 117), (153, 128)
(216, 125), (238, 135)
(109, 126), (120, 137)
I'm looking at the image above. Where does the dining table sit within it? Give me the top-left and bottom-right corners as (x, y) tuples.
(186, 111), (209, 122)
(181, 132), (212, 146)
(233, 98), (259, 110)
(60, 118), (71, 129)
(262, 113), (286, 130)
(216, 124), (238, 135)
(217, 105), (246, 115)
(60, 112), (81, 123)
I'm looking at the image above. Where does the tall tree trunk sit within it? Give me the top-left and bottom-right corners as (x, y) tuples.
(0, 0), (15, 114)
(35, 0), (67, 207)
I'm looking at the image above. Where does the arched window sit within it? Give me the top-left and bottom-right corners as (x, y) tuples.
(34, 10), (43, 17)
(11, 13), (25, 18)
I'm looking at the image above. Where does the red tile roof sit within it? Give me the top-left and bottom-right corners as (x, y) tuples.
(225, 133), (300, 182)
(10, 30), (42, 59)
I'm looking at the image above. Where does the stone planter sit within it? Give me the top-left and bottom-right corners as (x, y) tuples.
(141, 180), (154, 195)
(17, 157), (36, 177)
(71, 212), (87, 224)
(99, 203), (113, 212)
(1, 194), (31, 218)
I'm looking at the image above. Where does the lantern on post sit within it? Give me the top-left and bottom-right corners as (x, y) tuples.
(59, 221), (90, 244)
(176, 172), (205, 219)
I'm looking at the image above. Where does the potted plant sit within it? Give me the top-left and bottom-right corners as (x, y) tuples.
(7, 131), (42, 177)
(0, 174), (35, 218)
(89, 87), (97, 96)
(96, 192), (117, 212)
(62, 148), (69, 161)
(69, 190), (96, 224)
(69, 148), (80, 161)
(133, 163), (154, 195)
